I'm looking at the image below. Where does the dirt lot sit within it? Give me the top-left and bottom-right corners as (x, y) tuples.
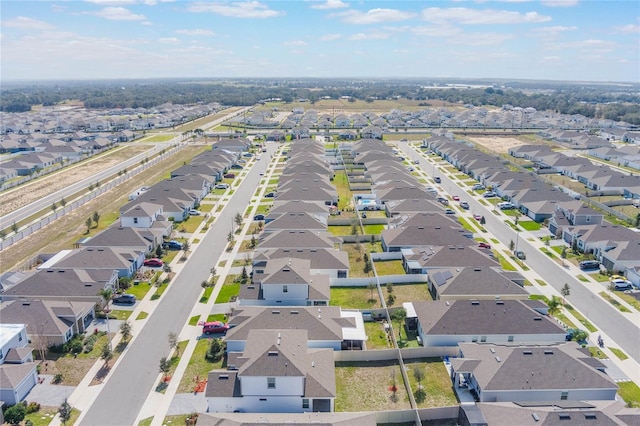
(466, 136), (529, 154)
(0, 145), (151, 217)
(0, 145), (205, 272)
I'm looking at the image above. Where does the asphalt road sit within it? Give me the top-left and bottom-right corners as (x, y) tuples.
(79, 143), (278, 425)
(403, 145), (640, 364)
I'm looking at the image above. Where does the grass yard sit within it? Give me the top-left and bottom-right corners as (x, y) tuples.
(334, 360), (411, 412)
(535, 279), (548, 286)
(518, 220), (541, 231)
(136, 311), (149, 320)
(494, 252), (516, 271)
(457, 216), (477, 233)
(616, 291), (640, 311)
(404, 358), (458, 408)
(125, 281), (153, 299)
(373, 260), (405, 275)
(588, 346), (608, 359)
(189, 315), (201, 326)
(364, 321), (391, 349)
(618, 381), (640, 408)
(363, 224), (386, 234)
(342, 242), (380, 278)
(330, 286), (380, 309)
(107, 310), (132, 321)
(177, 338), (226, 393)
(150, 282), (169, 300)
(142, 134), (175, 142)
(577, 275), (590, 282)
(328, 225), (354, 236)
(215, 283), (240, 303)
(333, 170), (353, 210)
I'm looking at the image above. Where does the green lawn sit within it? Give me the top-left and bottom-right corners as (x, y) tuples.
(125, 281), (153, 299)
(364, 321), (391, 349)
(518, 220), (541, 231)
(330, 283), (431, 309)
(333, 170), (353, 210)
(215, 283), (240, 303)
(535, 279), (548, 286)
(494, 251), (516, 271)
(599, 291), (632, 313)
(373, 260), (405, 275)
(189, 315), (201, 326)
(404, 358), (458, 408)
(610, 347), (629, 361)
(565, 304), (597, 332)
(618, 381), (640, 408)
(363, 224), (386, 234)
(177, 338), (226, 393)
(199, 286), (213, 303)
(136, 311), (149, 320)
(107, 310), (132, 321)
(150, 282), (169, 300)
(327, 225), (353, 236)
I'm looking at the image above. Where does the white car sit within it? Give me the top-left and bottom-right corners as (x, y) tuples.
(189, 209), (201, 215)
(259, 170), (264, 176)
(215, 183), (229, 189)
(611, 278), (632, 290)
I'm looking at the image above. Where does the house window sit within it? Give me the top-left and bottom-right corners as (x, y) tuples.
(337, 271), (347, 278)
(283, 285), (288, 293)
(133, 217), (138, 224)
(302, 399), (310, 409)
(561, 391), (568, 400)
(267, 377), (276, 389)
(480, 336), (487, 343)
(19, 332), (23, 342)
(586, 216), (590, 222)
(472, 337), (478, 343)
(508, 336), (514, 342)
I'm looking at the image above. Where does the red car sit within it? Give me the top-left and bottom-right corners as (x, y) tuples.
(478, 242), (491, 249)
(143, 258), (164, 267)
(452, 195), (460, 201)
(202, 321), (229, 334)
(473, 214), (483, 221)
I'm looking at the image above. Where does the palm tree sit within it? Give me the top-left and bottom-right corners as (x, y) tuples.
(391, 308), (407, 340)
(547, 296), (562, 317)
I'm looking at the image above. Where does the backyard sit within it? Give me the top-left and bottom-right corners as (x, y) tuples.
(404, 358), (459, 408)
(330, 283), (431, 309)
(334, 360), (411, 412)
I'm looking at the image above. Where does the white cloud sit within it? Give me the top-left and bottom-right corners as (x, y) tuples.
(447, 32), (513, 46)
(335, 8), (415, 24)
(1, 16), (55, 30)
(535, 25), (577, 34)
(85, 0), (175, 4)
(411, 25), (462, 37)
(88, 6), (147, 20)
(348, 32), (389, 40)
(309, 0), (348, 10)
(188, 2), (284, 18)
(319, 33), (341, 41)
(283, 40), (307, 46)
(421, 7), (551, 25)
(176, 28), (215, 36)
(158, 37), (180, 44)
(541, 0), (579, 7)
(615, 24), (640, 33)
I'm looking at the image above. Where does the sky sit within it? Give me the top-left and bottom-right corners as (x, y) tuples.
(1, 0), (639, 83)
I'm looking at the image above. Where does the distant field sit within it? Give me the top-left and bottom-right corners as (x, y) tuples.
(255, 98), (461, 114)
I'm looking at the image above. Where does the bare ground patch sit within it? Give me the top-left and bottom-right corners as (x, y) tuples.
(0, 145), (151, 217)
(467, 136), (529, 154)
(0, 146), (204, 272)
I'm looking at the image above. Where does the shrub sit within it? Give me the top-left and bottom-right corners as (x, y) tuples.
(52, 373), (63, 384)
(4, 403), (27, 424)
(25, 401), (41, 414)
(65, 339), (83, 355)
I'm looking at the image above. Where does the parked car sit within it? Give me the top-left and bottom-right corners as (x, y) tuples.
(202, 321), (229, 335)
(414, 159), (420, 164)
(215, 183), (229, 189)
(143, 258), (164, 267)
(611, 278), (632, 290)
(230, 164), (243, 169)
(113, 294), (136, 305)
(165, 240), (183, 250)
(223, 173), (235, 179)
(189, 209), (201, 215)
(253, 214), (265, 221)
(473, 214), (483, 221)
(497, 202), (515, 210)
(434, 176), (441, 183)
(444, 208), (455, 215)
(514, 250), (526, 260)
(579, 260), (600, 270)
(264, 192), (275, 198)
(472, 183), (485, 190)
(459, 201), (469, 209)
(483, 191), (497, 198)
(259, 170), (264, 175)
(478, 242), (491, 249)
(452, 195), (460, 201)
(436, 197), (449, 205)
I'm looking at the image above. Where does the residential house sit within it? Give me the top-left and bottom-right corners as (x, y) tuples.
(225, 306), (366, 352)
(451, 342), (618, 402)
(37, 247), (142, 278)
(0, 324), (37, 406)
(401, 245), (498, 274)
(253, 248), (349, 279)
(241, 258), (330, 306)
(405, 299), (566, 347)
(426, 266), (528, 301)
(206, 329), (335, 413)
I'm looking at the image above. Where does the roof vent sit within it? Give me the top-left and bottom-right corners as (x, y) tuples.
(544, 350), (554, 355)
(495, 356), (501, 363)
(490, 348), (495, 354)
(219, 374), (229, 380)
(268, 351), (278, 356)
(471, 300), (480, 305)
(532, 413), (539, 422)
(534, 317), (542, 321)
(523, 351), (533, 355)
(271, 310), (280, 314)
(290, 311), (299, 314)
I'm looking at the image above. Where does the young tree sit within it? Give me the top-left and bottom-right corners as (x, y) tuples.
(547, 295), (562, 317)
(51, 201), (58, 212)
(86, 217), (93, 233)
(363, 252), (371, 274)
(509, 239), (515, 251)
(100, 342), (113, 367)
(92, 211), (101, 227)
(227, 231), (235, 245)
(241, 265), (248, 283)
(561, 246), (567, 266)
(0, 229), (6, 241)
(391, 308), (407, 340)
(159, 357), (171, 380)
(182, 241), (190, 252)
(60, 198), (67, 208)
(168, 331), (179, 357)
(206, 338), (226, 362)
(234, 212), (243, 229)
(11, 222), (18, 234)
(120, 320), (132, 342)
(250, 235), (257, 248)
(155, 244), (163, 258)
(479, 216), (486, 226)
(413, 365), (425, 389)
(561, 283), (571, 301)
(368, 281), (376, 301)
